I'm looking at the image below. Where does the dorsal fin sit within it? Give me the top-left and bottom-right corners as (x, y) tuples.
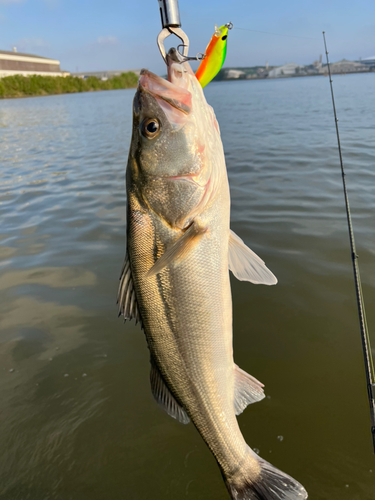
(234, 364), (265, 415)
(150, 360), (190, 424)
(229, 230), (277, 285)
(117, 252), (142, 326)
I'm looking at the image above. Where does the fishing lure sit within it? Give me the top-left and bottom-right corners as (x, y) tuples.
(195, 23), (232, 88)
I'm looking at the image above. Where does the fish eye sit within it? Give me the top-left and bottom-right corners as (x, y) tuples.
(141, 118), (160, 139)
(221, 35), (228, 41)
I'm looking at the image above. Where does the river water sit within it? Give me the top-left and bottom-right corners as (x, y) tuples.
(0, 73), (374, 499)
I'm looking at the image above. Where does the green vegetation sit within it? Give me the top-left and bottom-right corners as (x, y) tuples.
(0, 72), (138, 99)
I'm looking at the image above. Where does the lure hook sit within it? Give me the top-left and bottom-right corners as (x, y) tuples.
(177, 44), (206, 62)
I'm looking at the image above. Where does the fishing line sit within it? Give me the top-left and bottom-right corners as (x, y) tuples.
(322, 31), (375, 453)
(234, 26), (318, 41)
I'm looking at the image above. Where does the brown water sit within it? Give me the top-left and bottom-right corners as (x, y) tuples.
(0, 74), (374, 499)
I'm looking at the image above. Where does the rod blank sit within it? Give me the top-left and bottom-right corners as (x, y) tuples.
(322, 31), (375, 453)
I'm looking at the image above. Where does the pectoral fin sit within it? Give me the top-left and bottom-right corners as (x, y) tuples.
(146, 222), (207, 278)
(234, 364), (265, 415)
(117, 252), (142, 326)
(150, 361), (190, 424)
(229, 230), (277, 285)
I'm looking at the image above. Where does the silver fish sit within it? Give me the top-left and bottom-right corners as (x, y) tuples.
(118, 56), (308, 500)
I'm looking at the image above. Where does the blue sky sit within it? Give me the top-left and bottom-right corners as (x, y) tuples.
(0, 0), (374, 74)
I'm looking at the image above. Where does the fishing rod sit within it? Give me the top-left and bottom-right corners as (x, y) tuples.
(322, 32), (375, 453)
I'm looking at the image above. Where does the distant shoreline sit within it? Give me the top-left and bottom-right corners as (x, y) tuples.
(0, 72), (138, 100)
(211, 71), (375, 83)
(213, 62), (375, 82)
(214, 70), (373, 82)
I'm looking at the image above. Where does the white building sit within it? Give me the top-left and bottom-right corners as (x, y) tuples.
(268, 63), (303, 78)
(0, 49), (69, 78)
(358, 56), (375, 68)
(320, 59), (369, 75)
(226, 69), (246, 79)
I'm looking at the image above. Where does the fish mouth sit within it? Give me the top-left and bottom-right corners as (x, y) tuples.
(139, 69), (192, 116)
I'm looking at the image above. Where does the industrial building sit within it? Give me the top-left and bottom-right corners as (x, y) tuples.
(320, 59), (369, 75)
(358, 56), (375, 69)
(225, 69), (246, 79)
(268, 63), (304, 78)
(0, 49), (69, 78)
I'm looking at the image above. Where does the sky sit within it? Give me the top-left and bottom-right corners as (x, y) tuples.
(0, 0), (374, 74)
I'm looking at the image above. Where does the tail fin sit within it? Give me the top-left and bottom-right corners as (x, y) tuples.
(224, 451), (307, 500)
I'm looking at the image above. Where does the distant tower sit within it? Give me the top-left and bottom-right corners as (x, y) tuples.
(265, 61), (269, 69)
(12, 47), (17, 53)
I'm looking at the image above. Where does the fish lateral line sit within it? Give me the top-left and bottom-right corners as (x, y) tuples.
(146, 221), (208, 278)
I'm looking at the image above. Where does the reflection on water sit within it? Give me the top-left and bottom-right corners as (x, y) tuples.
(0, 77), (374, 499)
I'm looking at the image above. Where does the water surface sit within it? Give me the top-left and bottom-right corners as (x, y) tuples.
(0, 74), (374, 499)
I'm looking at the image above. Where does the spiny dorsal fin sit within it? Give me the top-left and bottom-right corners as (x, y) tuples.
(234, 364), (265, 415)
(150, 361), (190, 424)
(117, 252), (142, 326)
(146, 222), (207, 278)
(229, 229), (277, 285)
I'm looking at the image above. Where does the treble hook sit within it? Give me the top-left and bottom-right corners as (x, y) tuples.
(176, 44), (205, 62)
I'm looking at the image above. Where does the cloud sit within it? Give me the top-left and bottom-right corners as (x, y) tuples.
(96, 36), (119, 46)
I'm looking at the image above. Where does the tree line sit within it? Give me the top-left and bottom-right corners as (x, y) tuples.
(0, 72), (138, 98)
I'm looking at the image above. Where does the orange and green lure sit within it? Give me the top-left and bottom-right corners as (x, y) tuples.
(195, 24), (231, 88)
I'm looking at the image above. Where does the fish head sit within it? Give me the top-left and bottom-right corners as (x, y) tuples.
(128, 64), (221, 230)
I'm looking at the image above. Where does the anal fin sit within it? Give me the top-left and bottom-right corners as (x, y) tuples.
(150, 361), (190, 424)
(234, 364), (265, 415)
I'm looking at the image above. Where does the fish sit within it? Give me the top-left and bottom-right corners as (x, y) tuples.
(118, 51), (308, 500)
(196, 23), (230, 88)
